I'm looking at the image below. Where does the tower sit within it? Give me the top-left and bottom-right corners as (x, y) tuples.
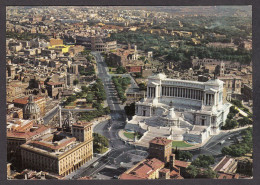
(220, 61), (225, 76)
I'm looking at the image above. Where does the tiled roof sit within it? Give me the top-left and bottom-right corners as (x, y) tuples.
(7, 124), (49, 140)
(30, 137), (76, 150)
(13, 96), (44, 105)
(175, 160), (190, 168)
(120, 158), (164, 179)
(213, 156), (232, 172)
(149, 137), (172, 146)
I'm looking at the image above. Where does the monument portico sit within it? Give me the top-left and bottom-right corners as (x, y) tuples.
(125, 73), (231, 146)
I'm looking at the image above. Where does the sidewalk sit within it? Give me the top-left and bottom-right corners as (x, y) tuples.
(220, 125), (252, 133)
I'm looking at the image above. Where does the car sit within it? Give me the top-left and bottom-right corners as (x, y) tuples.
(113, 175), (119, 179)
(91, 161), (99, 168)
(219, 140), (225, 145)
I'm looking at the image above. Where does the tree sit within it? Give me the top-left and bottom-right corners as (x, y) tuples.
(93, 133), (109, 153)
(179, 151), (193, 161)
(238, 117), (252, 126)
(230, 106), (239, 114)
(191, 155), (215, 168)
(186, 165), (199, 178)
(214, 65), (220, 76)
(86, 94), (94, 104)
(135, 72), (143, 78)
(73, 79), (79, 86)
(116, 66), (127, 74)
(202, 168), (217, 179)
(124, 103), (135, 118)
(139, 83), (147, 91)
(81, 85), (88, 93)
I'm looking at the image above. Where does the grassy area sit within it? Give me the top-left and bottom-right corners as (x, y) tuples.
(172, 141), (193, 148)
(99, 147), (108, 154)
(124, 132), (135, 139)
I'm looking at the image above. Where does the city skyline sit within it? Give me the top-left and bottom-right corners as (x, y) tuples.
(5, 5), (252, 180)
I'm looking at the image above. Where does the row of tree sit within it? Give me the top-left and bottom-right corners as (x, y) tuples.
(112, 76), (131, 103)
(221, 127), (252, 157)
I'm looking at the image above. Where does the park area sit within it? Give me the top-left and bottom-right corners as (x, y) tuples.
(172, 141), (194, 148)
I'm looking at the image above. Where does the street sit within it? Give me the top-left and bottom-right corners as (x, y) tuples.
(68, 52), (147, 179)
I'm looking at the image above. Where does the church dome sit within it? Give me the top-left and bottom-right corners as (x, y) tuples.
(24, 95), (40, 115)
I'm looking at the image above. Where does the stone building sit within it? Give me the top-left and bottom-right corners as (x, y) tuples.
(149, 137), (172, 163)
(7, 119), (51, 168)
(76, 36), (117, 52)
(13, 95), (46, 117)
(125, 73), (231, 144)
(20, 121), (93, 176)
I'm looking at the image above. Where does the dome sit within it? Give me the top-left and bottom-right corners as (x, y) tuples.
(24, 95), (40, 115)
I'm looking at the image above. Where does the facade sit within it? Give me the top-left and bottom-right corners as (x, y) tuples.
(125, 73), (231, 144)
(218, 75), (242, 95)
(45, 82), (64, 99)
(49, 38), (63, 46)
(76, 36), (117, 52)
(20, 121), (93, 176)
(242, 84), (252, 101)
(13, 95), (46, 116)
(149, 137), (172, 163)
(7, 119), (51, 168)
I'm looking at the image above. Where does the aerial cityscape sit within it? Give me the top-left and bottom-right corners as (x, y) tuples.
(6, 6), (253, 180)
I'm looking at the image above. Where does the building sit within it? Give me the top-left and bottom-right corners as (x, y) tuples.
(218, 75), (242, 96)
(45, 82), (64, 99)
(119, 158), (165, 179)
(125, 73), (231, 145)
(76, 36), (117, 52)
(149, 137), (172, 163)
(20, 121), (93, 176)
(13, 95), (46, 117)
(242, 84), (252, 101)
(119, 137), (189, 180)
(213, 156), (238, 174)
(7, 119), (51, 168)
(49, 38), (63, 46)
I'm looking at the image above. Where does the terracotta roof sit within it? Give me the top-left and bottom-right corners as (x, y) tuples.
(175, 160), (190, 168)
(30, 137), (76, 150)
(149, 137), (172, 146)
(72, 121), (92, 127)
(13, 96), (44, 105)
(120, 158), (164, 179)
(119, 173), (145, 180)
(7, 124), (49, 140)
